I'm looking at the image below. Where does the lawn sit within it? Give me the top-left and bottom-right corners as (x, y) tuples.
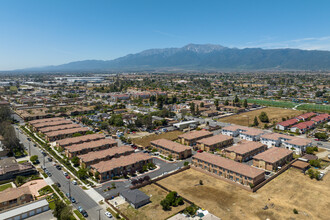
(73, 210), (86, 220)
(157, 168), (330, 220)
(219, 107), (303, 128)
(0, 183), (12, 192)
(118, 184), (188, 220)
(131, 130), (183, 148)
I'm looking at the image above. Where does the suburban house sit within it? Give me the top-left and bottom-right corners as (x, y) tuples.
(196, 134), (233, 151)
(295, 112), (317, 121)
(78, 146), (134, 168)
(193, 152), (265, 186)
(224, 141), (267, 162)
(201, 110), (219, 117)
(120, 189), (150, 209)
(275, 119), (298, 131)
(150, 139), (192, 159)
(91, 153), (152, 182)
(44, 127), (89, 142)
(260, 133), (292, 148)
(110, 94), (130, 102)
(178, 130), (213, 146)
(290, 121), (315, 134)
(253, 147), (293, 171)
(282, 137), (312, 154)
(56, 133), (105, 148)
(0, 187), (33, 211)
(311, 113), (330, 124)
(65, 138), (118, 158)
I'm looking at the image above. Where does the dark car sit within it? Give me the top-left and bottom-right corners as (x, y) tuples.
(56, 165), (62, 170)
(47, 157), (52, 162)
(71, 197), (76, 203)
(81, 210), (88, 217)
(55, 182), (61, 187)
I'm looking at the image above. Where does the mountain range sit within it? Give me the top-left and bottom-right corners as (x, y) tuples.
(17, 44), (330, 72)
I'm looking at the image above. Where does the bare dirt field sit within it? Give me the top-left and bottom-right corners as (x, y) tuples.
(219, 107), (303, 128)
(131, 130), (183, 148)
(158, 168), (330, 220)
(118, 184), (188, 220)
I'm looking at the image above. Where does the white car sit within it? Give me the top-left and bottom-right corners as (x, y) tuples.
(63, 172), (68, 176)
(72, 180), (77, 185)
(105, 211), (112, 218)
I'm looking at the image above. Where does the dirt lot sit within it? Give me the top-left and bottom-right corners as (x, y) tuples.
(118, 184), (188, 220)
(158, 168), (330, 220)
(132, 130), (183, 148)
(219, 107), (303, 128)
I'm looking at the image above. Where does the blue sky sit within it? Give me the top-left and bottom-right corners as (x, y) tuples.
(1, 0), (330, 70)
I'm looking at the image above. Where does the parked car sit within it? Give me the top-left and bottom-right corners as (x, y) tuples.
(71, 197), (76, 203)
(105, 212), (112, 218)
(81, 210), (88, 217)
(72, 180), (77, 185)
(63, 172), (68, 176)
(56, 165), (61, 170)
(66, 175), (71, 179)
(197, 150), (203, 153)
(55, 182), (61, 187)
(47, 157), (52, 162)
(66, 193), (70, 198)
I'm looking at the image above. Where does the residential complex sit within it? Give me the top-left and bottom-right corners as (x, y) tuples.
(150, 139), (192, 159)
(196, 134), (233, 151)
(178, 130), (213, 146)
(253, 147), (293, 171)
(193, 152), (265, 186)
(224, 141), (267, 162)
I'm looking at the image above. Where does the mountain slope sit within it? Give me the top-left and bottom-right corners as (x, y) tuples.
(18, 44), (330, 72)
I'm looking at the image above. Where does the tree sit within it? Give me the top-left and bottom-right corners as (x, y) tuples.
(309, 159), (321, 168)
(160, 199), (171, 211)
(258, 112), (269, 123)
(143, 175), (151, 182)
(100, 121), (109, 130)
(293, 208), (298, 214)
(243, 99), (248, 108)
(94, 171), (100, 180)
(224, 100), (229, 106)
(199, 180), (203, 185)
(30, 155), (38, 164)
(71, 156), (80, 167)
(200, 102), (204, 107)
(184, 161), (189, 166)
(190, 103), (195, 115)
(72, 133), (82, 137)
(315, 132), (327, 140)
(15, 176), (25, 185)
(234, 95), (239, 105)
(253, 116), (259, 126)
(109, 114), (124, 127)
(53, 199), (66, 218)
(214, 99), (219, 109)
(77, 168), (87, 180)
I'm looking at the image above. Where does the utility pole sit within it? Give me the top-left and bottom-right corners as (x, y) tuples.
(68, 180), (71, 198)
(97, 209), (102, 220)
(29, 141), (31, 156)
(43, 153), (45, 167)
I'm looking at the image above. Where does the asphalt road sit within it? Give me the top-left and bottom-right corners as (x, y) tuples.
(95, 157), (192, 199)
(14, 125), (109, 220)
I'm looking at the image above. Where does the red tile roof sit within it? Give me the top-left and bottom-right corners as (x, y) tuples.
(56, 134), (105, 147)
(225, 141), (266, 155)
(66, 138), (117, 153)
(178, 130), (213, 141)
(277, 119), (298, 127)
(296, 112), (316, 120)
(291, 121), (315, 130)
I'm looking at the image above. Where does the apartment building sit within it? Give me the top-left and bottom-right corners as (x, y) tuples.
(275, 119), (298, 131)
(224, 141), (267, 162)
(0, 157), (37, 181)
(290, 121), (315, 134)
(0, 187), (33, 211)
(38, 123), (81, 133)
(178, 130), (213, 146)
(295, 112), (317, 121)
(65, 138), (117, 158)
(44, 127), (89, 142)
(79, 146), (134, 168)
(311, 113), (330, 124)
(282, 137), (312, 154)
(56, 133), (105, 148)
(260, 133), (292, 148)
(91, 153), (152, 183)
(31, 119), (72, 131)
(196, 134), (233, 151)
(253, 147), (293, 171)
(193, 152), (265, 186)
(150, 139), (192, 159)
(221, 125), (264, 141)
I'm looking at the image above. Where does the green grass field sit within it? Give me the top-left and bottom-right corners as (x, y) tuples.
(248, 99), (330, 113)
